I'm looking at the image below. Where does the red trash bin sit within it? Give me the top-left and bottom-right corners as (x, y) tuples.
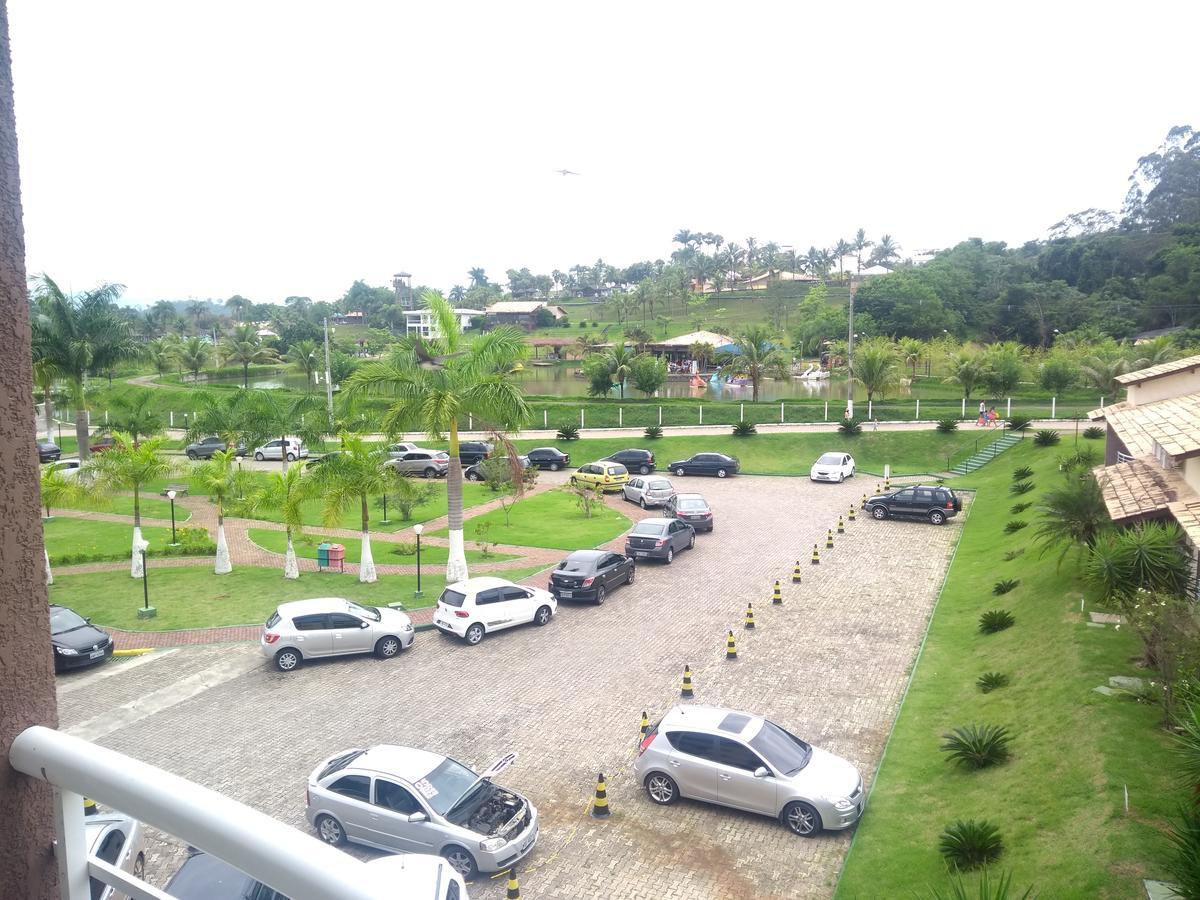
(328, 544), (345, 573)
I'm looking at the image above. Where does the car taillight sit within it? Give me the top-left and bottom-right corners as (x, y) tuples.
(655, 539), (666, 547)
(454, 610), (470, 618)
(648, 455), (654, 463)
(582, 577), (595, 586)
(703, 512), (712, 518)
(946, 501), (953, 509)
(638, 729), (658, 756)
(263, 632), (279, 644)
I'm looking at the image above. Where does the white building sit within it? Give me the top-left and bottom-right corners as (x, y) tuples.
(404, 308), (478, 338)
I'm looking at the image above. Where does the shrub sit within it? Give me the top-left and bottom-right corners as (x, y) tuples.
(731, 421), (757, 437)
(1009, 480), (1034, 495)
(923, 869), (1033, 899)
(556, 423), (580, 441)
(1058, 447), (1099, 472)
(1002, 548), (1025, 561)
(473, 522), (494, 559)
(1083, 425), (1105, 440)
(389, 541), (417, 556)
(643, 425), (663, 440)
(1084, 521), (1191, 603)
(1032, 429), (1060, 447)
(1009, 502), (1031, 514)
(979, 609), (1015, 634)
(838, 417), (863, 436)
(992, 579), (1019, 595)
(1166, 804), (1200, 900)
(939, 820), (1004, 871)
(1011, 466), (1033, 481)
(976, 672), (1011, 694)
(1006, 415), (1033, 432)
(1003, 520), (1027, 534)
(936, 417), (960, 433)
(940, 725), (1012, 770)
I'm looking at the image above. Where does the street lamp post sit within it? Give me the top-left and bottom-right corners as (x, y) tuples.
(167, 490), (179, 545)
(413, 523), (424, 599)
(136, 538), (155, 619)
(381, 494), (389, 524)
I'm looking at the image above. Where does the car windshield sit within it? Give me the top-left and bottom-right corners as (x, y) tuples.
(49, 607), (88, 635)
(439, 589), (467, 608)
(318, 749), (365, 781)
(421, 757), (481, 816)
(608, 464), (628, 475)
(347, 601), (380, 622)
(816, 453), (842, 465)
(749, 720), (812, 776)
(677, 499), (707, 510)
(632, 522), (667, 536)
(557, 555), (595, 573)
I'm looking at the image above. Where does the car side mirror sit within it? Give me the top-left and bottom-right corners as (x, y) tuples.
(407, 812), (428, 823)
(753, 766), (771, 779)
(360, 621), (370, 629)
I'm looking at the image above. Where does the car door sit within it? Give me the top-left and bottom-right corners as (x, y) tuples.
(499, 585), (537, 625)
(625, 477), (641, 501)
(364, 778), (437, 853)
(714, 737), (778, 815)
(290, 614), (333, 657)
(669, 520), (687, 551)
(90, 826), (128, 900)
(475, 587), (513, 630)
(664, 731), (719, 801)
(844, 454), (854, 476)
(328, 612), (373, 655)
(596, 553), (622, 589)
(323, 774), (373, 842)
(890, 487), (918, 517)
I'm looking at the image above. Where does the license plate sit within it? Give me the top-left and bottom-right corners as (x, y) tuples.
(559, 590), (573, 598)
(636, 551), (651, 558)
(519, 834), (534, 853)
(89, 649), (104, 659)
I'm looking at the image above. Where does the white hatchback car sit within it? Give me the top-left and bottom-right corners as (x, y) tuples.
(622, 475), (676, 509)
(253, 437), (309, 462)
(433, 577), (557, 646)
(809, 452), (855, 483)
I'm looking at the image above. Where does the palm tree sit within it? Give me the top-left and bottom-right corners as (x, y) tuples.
(39, 464), (105, 585)
(852, 338), (899, 404)
(222, 324), (279, 388)
(248, 464), (308, 579)
(89, 433), (174, 577)
(224, 295), (251, 323)
(244, 389), (328, 473)
(575, 334), (603, 358)
(187, 388), (259, 452)
(1034, 473), (1109, 564)
(720, 326), (787, 402)
(30, 275), (138, 460)
(179, 336), (211, 380)
(600, 343), (641, 399)
(146, 336), (179, 381)
(1131, 337), (1177, 370)
(344, 291), (530, 583)
(468, 267), (488, 288)
(851, 229), (872, 276)
(869, 234), (901, 268)
(193, 449), (245, 574)
(31, 356), (59, 442)
(1079, 356), (1129, 398)
(109, 389), (164, 446)
(833, 239), (852, 281)
(897, 337), (925, 377)
(285, 339), (321, 391)
(149, 299), (180, 334)
(448, 285), (466, 304)
(944, 351), (986, 400)
(307, 434), (391, 583)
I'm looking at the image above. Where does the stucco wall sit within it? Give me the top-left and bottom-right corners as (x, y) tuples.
(1127, 368), (1200, 406)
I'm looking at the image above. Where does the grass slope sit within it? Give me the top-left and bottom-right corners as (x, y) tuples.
(834, 442), (1177, 898)
(51, 494), (190, 522)
(44, 519), (183, 564)
(432, 488), (630, 551)
(246, 528), (513, 565)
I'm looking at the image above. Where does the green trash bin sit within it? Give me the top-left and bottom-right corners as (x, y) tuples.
(317, 542), (331, 569)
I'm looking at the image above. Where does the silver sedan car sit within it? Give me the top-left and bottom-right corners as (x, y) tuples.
(86, 810), (146, 900)
(307, 745), (539, 881)
(633, 705), (864, 836)
(621, 475), (676, 509)
(261, 598), (415, 671)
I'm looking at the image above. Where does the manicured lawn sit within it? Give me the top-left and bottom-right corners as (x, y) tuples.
(49, 563), (549, 631)
(834, 441), (1177, 898)
(43, 519), (185, 564)
(431, 488), (630, 550)
(51, 494), (190, 522)
(245, 528), (513, 565)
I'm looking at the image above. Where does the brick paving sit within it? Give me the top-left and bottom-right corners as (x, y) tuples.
(65, 472), (967, 899)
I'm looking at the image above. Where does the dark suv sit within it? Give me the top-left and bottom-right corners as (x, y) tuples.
(185, 436), (247, 460)
(458, 441), (493, 466)
(866, 484), (961, 525)
(603, 448), (656, 475)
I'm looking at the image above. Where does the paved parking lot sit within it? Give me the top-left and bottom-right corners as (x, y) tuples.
(58, 472), (966, 899)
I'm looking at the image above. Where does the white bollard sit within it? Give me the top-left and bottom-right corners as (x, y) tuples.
(780, 401), (784, 424)
(1051, 397), (1057, 419)
(544, 410), (548, 428)
(740, 403), (744, 422)
(824, 401), (828, 421)
(580, 408), (585, 428)
(619, 408), (623, 427)
(658, 406), (662, 426)
(867, 400), (873, 419)
(915, 399), (920, 420)
(468, 414), (472, 431)
(961, 398), (966, 417)
(699, 406), (703, 425)
(1100, 396), (1105, 409)
(1006, 398), (1011, 418)
(170, 411), (174, 427)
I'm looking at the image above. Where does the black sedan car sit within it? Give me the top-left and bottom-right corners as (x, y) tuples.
(37, 440), (61, 462)
(602, 448), (656, 475)
(527, 447), (571, 471)
(549, 550), (635, 604)
(668, 453), (740, 478)
(624, 517), (695, 563)
(185, 436), (247, 460)
(50, 604), (114, 672)
(463, 455), (530, 482)
(666, 493), (714, 532)
(866, 484), (962, 525)
(166, 849), (291, 900)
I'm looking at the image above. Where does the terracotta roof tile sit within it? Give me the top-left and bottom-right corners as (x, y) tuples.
(1095, 459), (1185, 521)
(1102, 393), (1200, 458)
(1114, 353), (1200, 385)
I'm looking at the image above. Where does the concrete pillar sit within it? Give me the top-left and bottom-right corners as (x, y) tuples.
(780, 402), (784, 424)
(824, 401), (828, 421)
(1051, 397), (1057, 419)
(658, 406), (662, 426)
(740, 403), (744, 422)
(961, 398), (966, 417)
(1006, 398), (1011, 418)
(618, 408), (622, 427)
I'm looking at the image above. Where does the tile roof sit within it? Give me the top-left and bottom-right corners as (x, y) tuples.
(1101, 393), (1200, 458)
(1094, 459), (1185, 521)
(1087, 400), (1130, 421)
(1168, 496), (1200, 550)
(1114, 353), (1200, 385)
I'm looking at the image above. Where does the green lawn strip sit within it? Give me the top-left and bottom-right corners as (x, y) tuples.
(245, 528), (513, 565)
(43, 519), (192, 565)
(49, 564), (549, 631)
(431, 488), (631, 551)
(835, 441), (1177, 898)
(53, 494), (191, 522)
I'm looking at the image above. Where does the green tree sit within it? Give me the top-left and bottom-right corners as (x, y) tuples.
(631, 355), (668, 397)
(1084, 521), (1191, 603)
(243, 389), (328, 471)
(790, 285), (847, 356)
(89, 433), (174, 577)
(224, 295), (252, 323)
(1034, 472), (1109, 563)
(378, 473), (438, 523)
(719, 325), (787, 402)
(1079, 355), (1129, 398)
(852, 338), (899, 404)
(897, 337), (926, 377)
(147, 336), (179, 380)
(179, 336), (211, 380)
(247, 464), (308, 579)
(1038, 354), (1079, 394)
(945, 351), (986, 400)
(981, 343), (1024, 397)
(343, 291), (530, 582)
(596, 343), (641, 399)
(31, 356), (60, 443)
(222, 324), (279, 388)
(109, 388), (164, 446)
(285, 339), (321, 391)
(193, 449), (247, 575)
(306, 434), (392, 583)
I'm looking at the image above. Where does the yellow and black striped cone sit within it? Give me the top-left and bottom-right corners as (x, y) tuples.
(506, 868), (521, 898)
(744, 603), (756, 629)
(874, 483), (880, 495)
(639, 711), (650, 742)
(837, 516), (845, 534)
(792, 561), (802, 584)
(848, 505), (857, 522)
(885, 478), (891, 491)
(811, 544), (820, 565)
(772, 580), (783, 604)
(590, 772), (611, 818)
(861, 493), (867, 508)
(826, 529), (834, 549)
(726, 630), (737, 659)
(83, 797), (98, 816)
(681, 664), (694, 698)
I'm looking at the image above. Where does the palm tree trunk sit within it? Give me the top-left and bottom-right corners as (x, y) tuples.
(243, 362), (249, 389)
(359, 495), (376, 583)
(75, 406), (89, 461)
(41, 387), (53, 443)
(44, 547), (53, 585)
(444, 422), (469, 584)
(214, 508), (232, 574)
(130, 485), (144, 578)
(284, 526), (299, 579)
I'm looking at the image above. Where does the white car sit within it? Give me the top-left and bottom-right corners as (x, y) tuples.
(622, 475), (676, 509)
(809, 452), (855, 483)
(253, 437), (309, 462)
(86, 810), (146, 900)
(386, 441), (425, 459)
(433, 577), (556, 646)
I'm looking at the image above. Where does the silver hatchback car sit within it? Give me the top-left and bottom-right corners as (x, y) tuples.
(307, 745), (539, 881)
(633, 705), (864, 836)
(622, 475), (676, 509)
(261, 598), (415, 671)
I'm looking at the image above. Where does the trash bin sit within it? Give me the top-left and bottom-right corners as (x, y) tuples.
(328, 544), (345, 573)
(317, 542), (331, 570)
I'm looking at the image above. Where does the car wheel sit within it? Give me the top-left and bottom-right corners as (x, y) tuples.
(688, 533), (695, 549)
(929, 510), (946, 525)
(675, 467), (686, 476)
(464, 623), (485, 645)
(782, 801), (822, 837)
(639, 465), (650, 475)
(717, 468), (727, 478)
(186, 450), (198, 460)
(645, 772), (679, 805)
(286, 452), (296, 462)
(626, 566), (635, 585)
(468, 472), (481, 481)
(838, 473), (845, 483)
(254, 452), (265, 461)
(274, 648), (301, 672)
(666, 547), (674, 563)
(133, 853), (145, 881)
(423, 467), (436, 479)
(315, 814), (346, 846)
(595, 586), (606, 606)
(441, 845), (477, 880)
(550, 462), (560, 471)
(375, 636), (402, 659)
(534, 605), (553, 626)
(640, 497), (648, 509)
(871, 505), (888, 520)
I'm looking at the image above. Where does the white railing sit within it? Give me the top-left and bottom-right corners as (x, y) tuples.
(10, 726), (403, 900)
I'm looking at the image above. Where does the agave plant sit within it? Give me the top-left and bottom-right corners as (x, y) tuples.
(1083, 426), (1105, 440)
(643, 425), (663, 440)
(992, 579), (1020, 595)
(1006, 415), (1033, 432)
(1012, 466), (1033, 481)
(556, 422), (580, 441)
(732, 421), (758, 437)
(937, 417), (960, 433)
(1010, 481), (1034, 496)
(1165, 804), (1200, 899)
(838, 417), (863, 436)
(1002, 548), (1025, 561)
(976, 672), (1011, 694)
(1009, 502), (1031, 514)
(939, 820), (1005, 871)
(1032, 429), (1060, 447)
(1003, 520), (1028, 534)
(922, 868), (1033, 899)
(941, 725), (1012, 769)
(979, 609), (1015, 634)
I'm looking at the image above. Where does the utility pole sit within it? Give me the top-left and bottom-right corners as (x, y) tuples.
(323, 317), (334, 420)
(846, 279), (855, 419)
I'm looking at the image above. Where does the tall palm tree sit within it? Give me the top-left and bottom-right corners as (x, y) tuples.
(30, 275), (138, 460)
(600, 343), (641, 398)
(31, 356), (59, 442)
(720, 326), (787, 402)
(39, 464), (105, 585)
(89, 433), (174, 577)
(344, 291), (530, 582)
(1079, 356), (1129, 398)
(186, 300), (207, 328)
(193, 449), (245, 574)
(897, 337), (925, 377)
(285, 339), (321, 391)
(944, 351), (986, 400)
(244, 389), (328, 473)
(448, 285), (466, 304)
(146, 336), (179, 380)
(224, 295), (251, 323)
(248, 464), (308, 579)
(468, 267), (488, 288)
(833, 238), (852, 281)
(179, 336), (211, 379)
(109, 388), (164, 446)
(307, 434), (391, 583)
(187, 388), (259, 451)
(869, 234), (901, 268)
(222, 323), (278, 388)
(851, 229), (872, 276)
(852, 338), (899, 404)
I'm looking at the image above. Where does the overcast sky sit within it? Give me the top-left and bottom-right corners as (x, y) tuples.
(8, 1), (1200, 306)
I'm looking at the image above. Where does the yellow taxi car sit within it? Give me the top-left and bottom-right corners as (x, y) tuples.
(570, 461), (630, 492)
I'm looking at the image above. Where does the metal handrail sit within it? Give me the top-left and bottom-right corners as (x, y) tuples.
(945, 428), (1022, 471)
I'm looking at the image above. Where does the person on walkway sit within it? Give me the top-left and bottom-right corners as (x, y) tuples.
(978, 400), (986, 418)
(987, 407), (998, 427)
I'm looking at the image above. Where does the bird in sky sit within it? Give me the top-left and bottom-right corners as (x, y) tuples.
(553, 168), (581, 176)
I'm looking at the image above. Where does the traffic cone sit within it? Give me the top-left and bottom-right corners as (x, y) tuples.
(744, 602), (756, 629)
(772, 580), (783, 604)
(826, 529), (834, 549)
(639, 711), (649, 742)
(726, 630), (737, 659)
(792, 561), (802, 584)
(506, 868), (521, 898)
(848, 505), (856, 522)
(885, 478), (891, 491)
(83, 797), (98, 816)
(681, 664), (694, 698)
(590, 772), (611, 818)
(861, 493), (867, 508)
(811, 544), (820, 565)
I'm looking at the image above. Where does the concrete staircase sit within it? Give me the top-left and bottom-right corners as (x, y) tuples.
(948, 433), (1023, 475)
